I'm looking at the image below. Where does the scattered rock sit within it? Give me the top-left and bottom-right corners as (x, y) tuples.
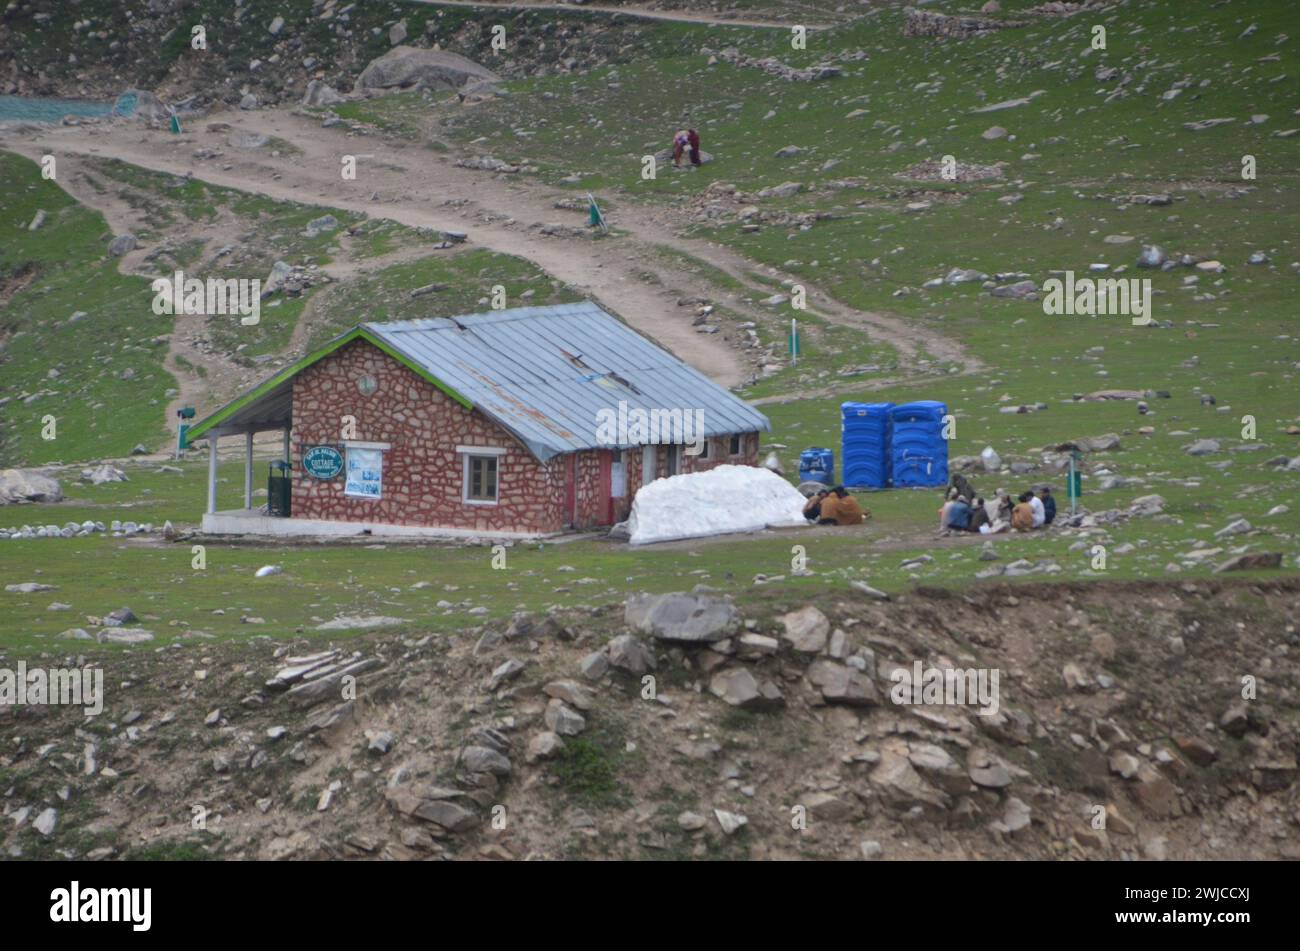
(625, 592), (738, 643)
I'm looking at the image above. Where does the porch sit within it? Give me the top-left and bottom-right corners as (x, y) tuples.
(200, 507), (555, 541)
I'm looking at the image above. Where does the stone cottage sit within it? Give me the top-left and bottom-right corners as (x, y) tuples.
(187, 302), (770, 538)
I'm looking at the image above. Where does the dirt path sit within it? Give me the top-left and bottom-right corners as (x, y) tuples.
(6, 104), (977, 396)
(7, 115), (758, 386)
(407, 0), (835, 30)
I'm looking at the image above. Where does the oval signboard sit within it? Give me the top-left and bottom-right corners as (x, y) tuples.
(302, 445), (344, 480)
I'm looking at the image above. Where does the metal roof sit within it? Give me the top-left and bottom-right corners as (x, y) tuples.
(190, 302), (769, 461)
(363, 302), (769, 460)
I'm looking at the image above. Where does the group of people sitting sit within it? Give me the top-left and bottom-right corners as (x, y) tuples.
(802, 485), (868, 526)
(939, 473), (1056, 535)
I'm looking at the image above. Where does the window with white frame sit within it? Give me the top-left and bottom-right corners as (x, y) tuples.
(460, 447), (503, 504)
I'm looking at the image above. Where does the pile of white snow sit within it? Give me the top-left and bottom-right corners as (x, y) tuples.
(626, 464), (810, 545)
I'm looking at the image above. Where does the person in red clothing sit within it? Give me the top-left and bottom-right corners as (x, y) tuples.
(672, 130), (689, 167)
(687, 128), (702, 166)
(672, 129), (703, 167)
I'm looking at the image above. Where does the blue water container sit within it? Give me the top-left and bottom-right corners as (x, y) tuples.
(841, 402), (894, 489)
(798, 447), (835, 485)
(890, 401), (949, 487)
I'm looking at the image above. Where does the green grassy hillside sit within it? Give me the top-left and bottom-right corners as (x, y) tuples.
(0, 152), (175, 465)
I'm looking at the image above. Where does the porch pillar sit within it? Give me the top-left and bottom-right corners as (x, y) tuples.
(244, 431), (255, 510)
(207, 435), (218, 515)
(283, 428), (291, 465)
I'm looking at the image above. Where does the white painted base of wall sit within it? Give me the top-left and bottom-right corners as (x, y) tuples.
(201, 509), (554, 542)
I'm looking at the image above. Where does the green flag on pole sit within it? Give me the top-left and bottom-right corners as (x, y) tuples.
(587, 193), (607, 233)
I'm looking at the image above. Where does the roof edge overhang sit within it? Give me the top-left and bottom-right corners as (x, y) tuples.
(187, 326), (475, 442)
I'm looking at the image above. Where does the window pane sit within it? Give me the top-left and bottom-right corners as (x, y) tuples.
(467, 455), (498, 501)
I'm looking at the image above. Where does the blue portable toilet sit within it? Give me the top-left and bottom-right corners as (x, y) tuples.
(890, 401), (949, 487)
(798, 447), (835, 486)
(841, 402), (893, 489)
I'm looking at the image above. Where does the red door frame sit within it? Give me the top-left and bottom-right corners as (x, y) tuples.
(564, 455), (577, 528)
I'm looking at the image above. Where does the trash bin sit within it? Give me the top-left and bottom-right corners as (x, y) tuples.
(267, 461), (291, 517)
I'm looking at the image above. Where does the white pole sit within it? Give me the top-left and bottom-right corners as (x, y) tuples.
(244, 431), (254, 510)
(207, 436), (218, 515)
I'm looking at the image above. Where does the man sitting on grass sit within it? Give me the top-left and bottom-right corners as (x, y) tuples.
(1040, 487), (1057, 526)
(1012, 492), (1035, 532)
(802, 488), (829, 523)
(944, 495), (972, 534)
(1029, 489), (1046, 529)
(817, 486), (866, 526)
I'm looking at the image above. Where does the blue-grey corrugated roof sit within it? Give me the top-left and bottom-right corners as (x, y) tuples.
(363, 302), (769, 461)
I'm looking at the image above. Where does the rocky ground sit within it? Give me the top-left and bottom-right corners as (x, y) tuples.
(3, 578), (1297, 860)
(1, 0), (762, 108)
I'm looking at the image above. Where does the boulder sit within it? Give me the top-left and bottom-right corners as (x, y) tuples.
(80, 464), (127, 485)
(1128, 494), (1165, 517)
(714, 809), (748, 835)
(303, 215), (339, 238)
(780, 605), (830, 652)
(526, 732), (564, 763)
(1137, 245), (1167, 268)
(459, 745), (511, 777)
(0, 469), (63, 504)
(1214, 552), (1282, 573)
(756, 182), (801, 200)
(709, 668), (784, 710)
(653, 148), (716, 168)
(543, 698), (587, 736)
(108, 234), (137, 256)
(303, 80), (346, 107)
(870, 742), (949, 810)
(624, 592), (738, 643)
(803, 790), (861, 822)
(542, 679), (594, 711)
(1076, 433), (1122, 452)
(116, 88), (173, 124)
(806, 659), (878, 706)
(386, 787), (477, 832)
(605, 634), (655, 675)
(353, 47), (499, 94)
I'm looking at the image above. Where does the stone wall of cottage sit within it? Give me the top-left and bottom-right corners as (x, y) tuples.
(290, 339), (565, 533)
(287, 338), (762, 533)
